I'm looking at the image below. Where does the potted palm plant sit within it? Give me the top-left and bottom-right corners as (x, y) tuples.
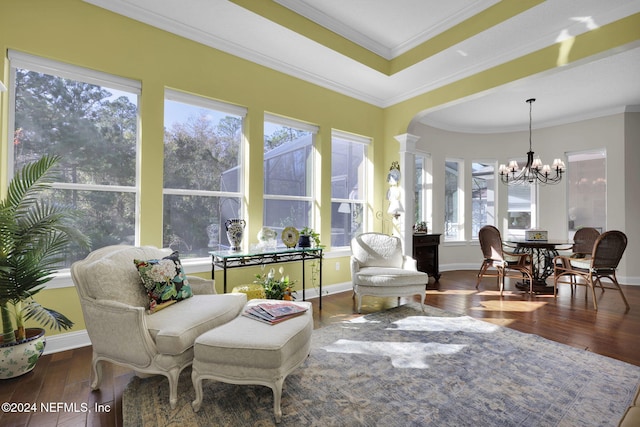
(0, 155), (89, 378)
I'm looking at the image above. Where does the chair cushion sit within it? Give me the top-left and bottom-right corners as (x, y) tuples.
(356, 267), (429, 287)
(351, 233), (404, 268)
(503, 252), (522, 263)
(569, 258), (591, 270)
(194, 300), (313, 370)
(145, 293), (247, 356)
(134, 251), (193, 313)
(79, 246), (172, 307)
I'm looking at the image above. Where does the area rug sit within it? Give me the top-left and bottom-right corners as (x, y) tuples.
(123, 303), (640, 426)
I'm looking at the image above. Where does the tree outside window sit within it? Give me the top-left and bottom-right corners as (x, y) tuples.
(163, 91), (244, 256)
(10, 53), (139, 266)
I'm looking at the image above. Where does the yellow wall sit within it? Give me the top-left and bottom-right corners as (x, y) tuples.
(2, 1), (639, 337)
(0, 0), (378, 336)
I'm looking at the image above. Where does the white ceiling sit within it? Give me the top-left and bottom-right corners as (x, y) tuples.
(85, 0), (640, 133)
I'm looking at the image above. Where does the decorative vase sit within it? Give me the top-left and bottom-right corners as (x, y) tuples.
(224, 218), (246, 251)
(0, 328), (46, 379)
(257, 226), (277, 250)
(297, 234), (312, 248)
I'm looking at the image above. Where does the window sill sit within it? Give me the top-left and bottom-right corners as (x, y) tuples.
(47, 249), (353, 290)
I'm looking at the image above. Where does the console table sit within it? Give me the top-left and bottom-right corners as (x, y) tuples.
(210, 247), (323, 308)
(413, 233), (441, 283)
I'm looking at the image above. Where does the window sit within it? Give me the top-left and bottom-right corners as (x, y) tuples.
(263, 115), (318, 238)
(331, 130), (369, 247)
(163, 90), (245, 256)
(471, 161), (496, 238)
(506, 181), (538, 240)
(414, 154), (432, 230)
(9, 51), (140, 267)
(566, 150), (606, 237)
(445, 159), (464, 241)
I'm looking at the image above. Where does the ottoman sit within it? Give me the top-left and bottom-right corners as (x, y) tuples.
(191, 299), (313, 423)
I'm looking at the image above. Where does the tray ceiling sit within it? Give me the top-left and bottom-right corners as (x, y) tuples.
(84, 0), (640, 132)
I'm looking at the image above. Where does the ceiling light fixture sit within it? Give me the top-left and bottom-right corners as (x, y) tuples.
(499, 98), (565, 185)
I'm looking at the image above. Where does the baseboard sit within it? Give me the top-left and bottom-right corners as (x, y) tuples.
(301, 281), (353, 299)
(43, 330), (91, 355)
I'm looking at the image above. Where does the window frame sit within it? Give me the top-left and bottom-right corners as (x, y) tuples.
(471, 159), (497, 240)
(7, 50), (141, 283)
(505, 164), (539, 240)
(330, 129), (370, 248)
(163, 89), (247, 256)
(444, 158), (464, 242)
(565, 149), (606, 239)
(263, 113), (319, 235)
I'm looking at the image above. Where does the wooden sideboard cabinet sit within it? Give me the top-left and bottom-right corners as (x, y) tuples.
(413, 233), (441, 282)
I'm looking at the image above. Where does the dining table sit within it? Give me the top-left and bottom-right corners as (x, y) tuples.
(506, 239), (573, 294)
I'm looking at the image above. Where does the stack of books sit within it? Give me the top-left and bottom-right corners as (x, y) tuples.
(243, 301), (308, 325)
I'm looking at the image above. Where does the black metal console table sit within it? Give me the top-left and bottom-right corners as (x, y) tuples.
(210, 247), (323, 308)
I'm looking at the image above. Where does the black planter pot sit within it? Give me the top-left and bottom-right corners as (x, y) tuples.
(297, 235), (312, 248)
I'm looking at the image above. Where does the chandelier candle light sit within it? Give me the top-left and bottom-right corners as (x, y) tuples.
(499, 98), (565, 185)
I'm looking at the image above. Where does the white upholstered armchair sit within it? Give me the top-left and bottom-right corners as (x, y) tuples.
(71, 245), (247, 408)
(350, 233), (428, 313)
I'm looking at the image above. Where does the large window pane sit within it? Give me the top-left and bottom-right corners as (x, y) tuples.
(163, 91), (245, 256)
(263, 199), (312, 232)
(49, 189), (136, 262)
(331, 132), (367, 247)
(472, 161), (495, 238)
(445, 159), (463, 240)
(415, 156), (425, 225)
(507, 184), (534, 240)
(264, 117), (316, 235)
(414, 155), (433, 232)
(163, 194), (241, 257)
(10, 52), (139, 267)
(567, 150), (606, 237)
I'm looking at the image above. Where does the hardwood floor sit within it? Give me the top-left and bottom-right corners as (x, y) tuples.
(1, 269), (638, 426)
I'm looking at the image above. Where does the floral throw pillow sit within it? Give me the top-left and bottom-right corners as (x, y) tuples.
(133, 251), (193, 313)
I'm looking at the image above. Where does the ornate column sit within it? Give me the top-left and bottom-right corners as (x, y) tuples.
(394, 133), (420, 256)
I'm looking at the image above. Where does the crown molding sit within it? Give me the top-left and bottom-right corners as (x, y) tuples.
(274, 0), (500, 60)
(274, 0), (392, 59)
(422, 105), (631, 134)
(83, 0), (387, 106)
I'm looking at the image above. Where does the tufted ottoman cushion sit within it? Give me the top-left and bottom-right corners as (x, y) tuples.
(191, 299), (313, 423)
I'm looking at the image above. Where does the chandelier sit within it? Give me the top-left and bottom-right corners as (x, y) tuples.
(499, 98), (565, 185)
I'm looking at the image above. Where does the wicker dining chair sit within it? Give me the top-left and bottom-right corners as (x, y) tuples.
(572, 227), (601, 257)
(553, 230), (630, 310)
(556, 227), (600, 293)
(476, 225), (533, 295)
